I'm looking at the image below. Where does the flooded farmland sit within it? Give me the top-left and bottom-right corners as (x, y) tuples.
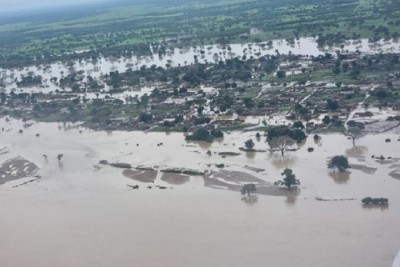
(1, 38), (399, 96)
(0, 117), (399, 267)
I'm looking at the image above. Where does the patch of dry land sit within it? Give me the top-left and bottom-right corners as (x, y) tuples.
(0, 117), (399, 267)
(0, 156), (39, 185)
(122, 169), (157, 183)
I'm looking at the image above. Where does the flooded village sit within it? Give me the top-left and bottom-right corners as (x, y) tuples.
(1, 36), (400, 266)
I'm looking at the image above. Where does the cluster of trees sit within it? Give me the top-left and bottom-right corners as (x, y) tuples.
(185, 127), (223, 142)
(267, 125), (306, 143)
(139, 113), (153, 123)
(16, 75), (42, 87)
(266, 125), (307, 156)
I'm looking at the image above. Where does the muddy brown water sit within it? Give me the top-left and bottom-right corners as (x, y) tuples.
(0, 118), (399, 267)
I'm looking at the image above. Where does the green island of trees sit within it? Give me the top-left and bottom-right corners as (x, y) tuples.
(185, 128), (224, 142)
(328, 155), (350, 172)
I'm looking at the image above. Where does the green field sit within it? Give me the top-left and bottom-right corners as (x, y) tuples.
(0, 0), (399, 67)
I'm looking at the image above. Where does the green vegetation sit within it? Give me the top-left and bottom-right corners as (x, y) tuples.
(328, 155), (350, 172)
(0, 0), (399, 67)
(0, 0), (399, 137)
(244, 139), (255, 150)
(346, 126), (363, 146)
(268, 136), (295, 156)
(185, 127), (224, 142)
(274, 168), (300, 189)
(240, 183), (257, 196)
(267, 126), (307, 143)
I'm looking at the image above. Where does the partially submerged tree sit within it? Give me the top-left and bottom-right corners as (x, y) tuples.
(268, 136), (295, 156)
(267, 125), (306, 143)
(346, 126), (363, 147)
(313, 134), (321, 143)
(274, 168), (300, 189)
(244, 139), (255, 150)
(240, 183), (257, 196)
(328, 155), (350, 172)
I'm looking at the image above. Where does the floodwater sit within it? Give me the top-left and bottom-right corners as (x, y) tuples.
(0, 117), (400, 267)
(1, 38), (399, 97)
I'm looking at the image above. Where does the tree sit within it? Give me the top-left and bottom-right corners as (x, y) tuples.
(326, 99), (339, 110)
(139, 112), (153, 123)
(267, 125), (306, 143)
(268, 136), (295, 156)
(185, 128), (221, 142)
(328, 155), (350, 172)
(313, 134), (321, 143)
(276, 70), (286, 79)
(322, 115), (331, 125)
(210, 129), (224, 138)
(197, 105), (204, 115)
(346, 126), (363, 146)
(240, 183), (256, 196)
(244, 139), (255, 150)
(291, 129), (306, 142)
(274, 168), (300, 189)
(293, 121), (304, 129)
(243, 97), (254, 108)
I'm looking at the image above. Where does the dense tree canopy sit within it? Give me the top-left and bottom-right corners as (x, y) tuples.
(328, 155), (350, 172)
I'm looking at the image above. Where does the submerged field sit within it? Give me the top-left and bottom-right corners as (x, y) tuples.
(0, 117), (400, 266)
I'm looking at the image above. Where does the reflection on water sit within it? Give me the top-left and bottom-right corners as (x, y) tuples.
(285, 195), (298, 206)
(194, 140), (212, 150)
(362, 204), (389, 211)
(313, 136), (322, 145)
(245, 151), (256, 159)
(329, 170), (350, 184)
(58, 161), (64, 170)
(296, 140), (307, 149)
(241, 195), (258, 205)
(346, 146), (368, 158)
(270, 153), (297, 169)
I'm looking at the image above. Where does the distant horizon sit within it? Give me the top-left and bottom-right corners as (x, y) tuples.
(0, 0), (117, 13)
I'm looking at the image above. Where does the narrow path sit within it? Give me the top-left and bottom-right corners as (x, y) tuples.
(344, 88), (373, 131)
